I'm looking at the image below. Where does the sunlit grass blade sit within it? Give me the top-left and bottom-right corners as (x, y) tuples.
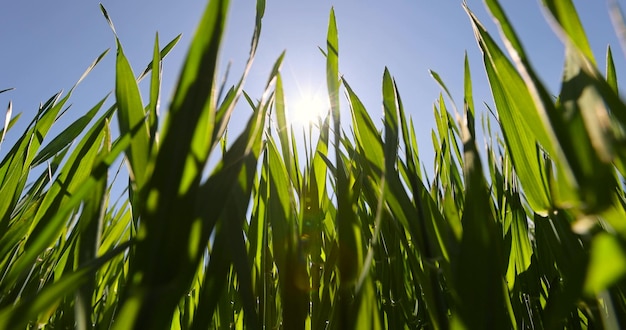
(0, 100), (14, 152)
(211, 0), (267, 147)
(0, 242), (131, 330)
(265, 138), (308, 329)
(148, 33), (162, 148)
(482, 0), (626, 214)
(32, 95), (108, 167)
(344, 79), (384, 173)
(113, 36), (151, 192)
(466, 6), (553, 214)
(504, 190), (533, 290)
(192, 86), (273, 330)
(389, 69), (453, 329)
(273, 73), (298, 186)
(117, 0), (232, 327)
(541, 0), (596, 65)
(430, 69), (459, 117)
(0, 91), (65, 229)
(73, 118), (111, 330)
(1, 105), (118, 288)
(137, 33), (182, 81)
(325, 7), (369, 328)
(326, 8), (340, 129)
(382, 69), (399, 173)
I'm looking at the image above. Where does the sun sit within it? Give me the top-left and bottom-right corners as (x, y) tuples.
(290, 90), (329, 126)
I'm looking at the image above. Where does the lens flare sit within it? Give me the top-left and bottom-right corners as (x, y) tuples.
(291, 91), (329, 125)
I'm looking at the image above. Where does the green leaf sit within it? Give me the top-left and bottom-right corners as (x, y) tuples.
(584, 233), (626, 295)
(382, 68), (399, 171)
(454, 100), (513, 329)
(466, 7), (552, 214)
(114, 38), (150, 191)
(266, 138), (308, 329)
(541, 0), (596, 65)
(606, 46), (618, 94)
(557, 45), (617, 212)
(137, 34), (182, 81)
(32, 96), (108, 167)
(326, 8), (340, 128)
(3, 106), (116, 286)
(119, 0), (232, 327)
(344, 79), (384, 174)
(0, 242), (131, 330)
(148, 33), (162, 149)
(273, 73), (296, 184)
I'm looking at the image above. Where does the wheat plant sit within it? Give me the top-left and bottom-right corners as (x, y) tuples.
(1, 0), (626, 329)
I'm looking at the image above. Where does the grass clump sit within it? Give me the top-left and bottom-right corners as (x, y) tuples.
(2, 0), (626, 328)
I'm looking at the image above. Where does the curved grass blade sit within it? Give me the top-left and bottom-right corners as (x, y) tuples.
(541, 0), (596, 65)
(466, 6), (553, 214)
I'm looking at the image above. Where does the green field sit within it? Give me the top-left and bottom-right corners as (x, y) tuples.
(1, 0), (626, 328)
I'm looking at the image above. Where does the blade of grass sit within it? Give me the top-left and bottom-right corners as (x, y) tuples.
(453, 106), (513, 329)
(118, 0), (232, 327)
(466, 6), (553, 214)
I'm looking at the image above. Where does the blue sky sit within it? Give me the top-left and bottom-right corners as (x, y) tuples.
(1, 0), (624, 171)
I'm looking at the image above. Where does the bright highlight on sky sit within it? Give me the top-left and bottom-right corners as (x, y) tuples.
(1, 0), (624, 167)
(291, 90), (330, 126)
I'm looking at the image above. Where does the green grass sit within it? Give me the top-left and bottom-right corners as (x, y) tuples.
(2, 0), (626, 328)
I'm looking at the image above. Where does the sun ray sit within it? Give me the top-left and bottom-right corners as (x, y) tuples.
(291, 90), (329, 125)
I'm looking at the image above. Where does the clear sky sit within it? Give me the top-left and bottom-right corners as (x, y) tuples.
(1, 0), (624, 171)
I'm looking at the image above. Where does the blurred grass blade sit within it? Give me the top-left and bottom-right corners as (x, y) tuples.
(584, 233), (626, 295)
(609, 0), (626, 57)
(541, 0), (596, 65)
(558, 45), (617, 212)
